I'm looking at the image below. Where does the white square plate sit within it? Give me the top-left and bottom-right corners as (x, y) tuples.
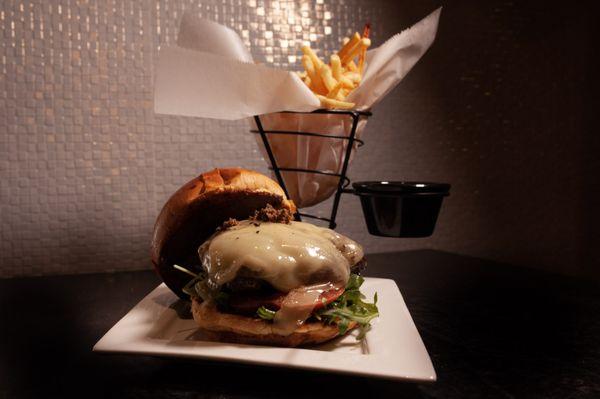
(93, 278), (436, 382)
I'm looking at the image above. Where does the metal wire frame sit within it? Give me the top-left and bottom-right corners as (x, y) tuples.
(251, 109), (372, 229)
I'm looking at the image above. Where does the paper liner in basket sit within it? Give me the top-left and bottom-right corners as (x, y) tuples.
(154, 9), (441, 207)
(251, 112), (368, 208)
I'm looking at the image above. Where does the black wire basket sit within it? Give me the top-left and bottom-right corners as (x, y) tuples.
(251, 109), (451, 237)
(251, 109), (371, 229)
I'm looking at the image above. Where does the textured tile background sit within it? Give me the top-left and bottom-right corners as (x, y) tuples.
(1, 1), (597, 278)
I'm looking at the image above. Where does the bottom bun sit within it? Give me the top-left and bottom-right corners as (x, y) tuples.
(191, 298), (355, 347)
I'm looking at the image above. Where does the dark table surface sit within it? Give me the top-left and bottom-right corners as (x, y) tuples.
(1, 250), (599, 398)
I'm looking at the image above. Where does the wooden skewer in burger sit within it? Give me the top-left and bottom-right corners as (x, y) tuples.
(151, 168), (378, 347)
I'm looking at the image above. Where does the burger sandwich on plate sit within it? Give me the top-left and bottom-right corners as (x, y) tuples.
(151, 168), (378, 347)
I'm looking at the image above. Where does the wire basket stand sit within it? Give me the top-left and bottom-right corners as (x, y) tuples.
(251, 109), (372, 229)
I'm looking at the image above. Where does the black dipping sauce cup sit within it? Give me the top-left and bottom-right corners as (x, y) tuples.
(352, 181), (451, 237)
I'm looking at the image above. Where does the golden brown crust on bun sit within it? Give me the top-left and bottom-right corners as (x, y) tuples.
(191, 298), (356, 347)
(151, 168), (296, 298)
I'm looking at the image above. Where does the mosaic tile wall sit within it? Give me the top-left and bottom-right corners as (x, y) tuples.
(1, 1), (596, 278)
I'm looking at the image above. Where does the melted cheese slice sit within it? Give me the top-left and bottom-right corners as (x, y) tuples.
(198, 220), (363, 292)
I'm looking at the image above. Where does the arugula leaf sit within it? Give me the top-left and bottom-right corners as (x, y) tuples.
(346, 273), (364, 290)
(317, 273), (379, 340)
(256, 306), (276, 320)
(338, 318), (350, 335)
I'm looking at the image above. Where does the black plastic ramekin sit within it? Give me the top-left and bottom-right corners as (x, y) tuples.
(352, 181), (451, 237)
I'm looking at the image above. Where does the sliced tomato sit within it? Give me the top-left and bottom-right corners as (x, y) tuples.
(228, 287), (344, 315)
(314, 288), (344, 310)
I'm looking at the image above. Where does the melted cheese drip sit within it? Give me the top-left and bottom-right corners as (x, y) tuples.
(198, 220), (363, 292)
(273, 283), (338, 335)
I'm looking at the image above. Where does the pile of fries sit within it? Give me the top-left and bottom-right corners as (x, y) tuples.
(297, 25), (371, 110)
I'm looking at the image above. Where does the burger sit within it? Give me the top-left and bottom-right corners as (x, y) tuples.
(151, 168), (378, 347)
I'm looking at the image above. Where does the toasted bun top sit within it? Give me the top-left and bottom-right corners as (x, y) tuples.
(151, 168), (296, 298)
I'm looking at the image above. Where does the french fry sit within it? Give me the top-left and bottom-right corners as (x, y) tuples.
(301, 55), (317, 84)
(330, 54), (342, 80)
(327, 82), (343, 99)
(303, 76), (311, 87)
(337, 32), (360, 59)
(341, 37), (370, 65)
(302, 55), (315, 75)
(358, 53), (366, 73)
(320, 64), (338, 92)
(317, 94), (355, 110)
(340, 41), (362, 65)
(302, 55), (327, 95)
(358, 24), (370, 74)
(338, 75), (355, 89)
(347, 60), (358, 72)
(362, 23), (370, 39)
(358, 37), (371, 73)
(344, 71), (362, 84)
(301, 45), (324, 70)
(342, 37), (350, 45)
